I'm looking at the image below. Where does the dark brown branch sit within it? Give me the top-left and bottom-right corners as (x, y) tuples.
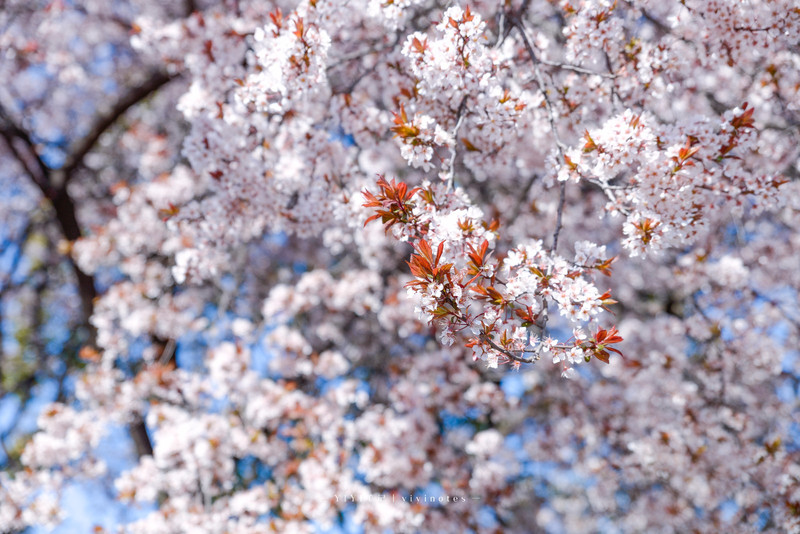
(129, 417), (154, 457)
(481, 334), (535, 364)
(50, 188), (98, 324)
(61, 70), (175, 179)
(0, 109), (97, 326)
(0, 63), (177, 471)
(128, 336), (177, 458)
(0, 105), (50, 188)
(2, 73), (174, 333)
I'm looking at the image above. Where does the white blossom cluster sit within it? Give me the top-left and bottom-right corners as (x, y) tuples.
(2, 0), (800, 533)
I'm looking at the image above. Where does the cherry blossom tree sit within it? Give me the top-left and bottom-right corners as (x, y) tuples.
(1, 0), (799, 532)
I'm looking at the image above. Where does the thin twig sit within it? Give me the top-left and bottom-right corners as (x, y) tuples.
(480, 333), (535, 364)
(538, 57), (616, 78)
(603, 52), (622, 107)
(492, 10), (508, 48)
(585, 178), (630, 216)
(508, 14), (568, 252)
(510, 18), (567, 154)
(446, 95), (469, 191)
(552, 181), (567, 251)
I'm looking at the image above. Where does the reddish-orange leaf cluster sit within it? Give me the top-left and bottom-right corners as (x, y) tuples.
(406, 240), (453, 286)
(466, 240), (490, 276)
(594, 257), (616, 276)
(410, 36), (427, 54)
(731, 102), (755, 130)
(633, 218), (660, 244)
(293, 18), (304, 39)
(514, 305), (539, 328)
(598, 290), (618, 313)
(362, 176), (421, 232)
(158, 202), (181, 222)
(717, 103), (757, 161)
(587, 326), (624, 364)
(582, 130), (598, 153)
(390, 104), (420, 139)
(564, 154), (579, 171)
(672, 138), (700, 173)
(269, 8), (283, 35)
(461, 137), (480, 152)
(471, 285), (505, 306)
